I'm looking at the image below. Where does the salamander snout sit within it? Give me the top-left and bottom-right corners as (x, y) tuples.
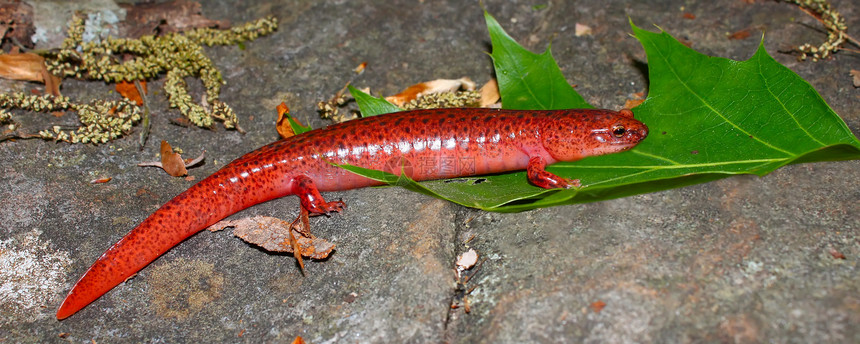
(540, 109), (649, 162)
(595, 116), (648, 151)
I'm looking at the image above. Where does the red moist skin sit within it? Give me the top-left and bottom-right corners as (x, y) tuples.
(56, 108), (648, 319)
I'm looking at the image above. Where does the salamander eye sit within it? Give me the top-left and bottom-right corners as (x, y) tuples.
(612, 125), (626, 137)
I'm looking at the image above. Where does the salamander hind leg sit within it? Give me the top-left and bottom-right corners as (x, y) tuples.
(291, 175), (346, 215)
(527, 157), (581, 189)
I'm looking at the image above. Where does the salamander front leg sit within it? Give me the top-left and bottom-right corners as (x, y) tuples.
(527, 156), (581, 189)
(291, 175), (346, 215)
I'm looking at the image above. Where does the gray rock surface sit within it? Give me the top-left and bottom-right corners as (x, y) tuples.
(1, 0), (857, 343)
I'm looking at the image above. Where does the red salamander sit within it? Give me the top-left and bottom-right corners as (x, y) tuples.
(56, 108), (648, 319)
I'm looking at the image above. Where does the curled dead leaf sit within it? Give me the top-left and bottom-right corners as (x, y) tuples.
(211, 215), (335, 259)
(354, 61), (367, 74)
(160, 140), (187, 176)
(0, 52), (42, 82)
(385, 77), (476, 107)
(137, 140), (205, 177)
(574, 23), (592, 37)
(276, 102), (296, 139)
(0, 52), (61, 95)
(479, 79), (500, 107)
(116, 80), (147, 105)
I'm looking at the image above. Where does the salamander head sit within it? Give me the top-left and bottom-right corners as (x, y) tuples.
(541, 109), (649, 162)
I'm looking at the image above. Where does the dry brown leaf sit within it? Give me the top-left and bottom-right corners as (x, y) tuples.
(120, 0), (229, 38)
(0, 52), (61, 96)
(89, 177), (112, 184)
(829, 248), (846, 259)
(479, 79), (500, 107)
(211, 215), (335, 259)
(275, 102), (298, 139)
(116, 80), (147, 105)
(159, 140), (187, 176)
(624, 99), (646, 109)
(354, 61), (367, 74)
(728, 29), (751, 40)
(0, 52), (46, 82)
(385, 77), (476, 107)
(574, 23), (592, 37)
(0, 1), (35, 48)
(590, 300), (606, 313)
(138, 141), (205, 177)
(851, 69), (860, 88)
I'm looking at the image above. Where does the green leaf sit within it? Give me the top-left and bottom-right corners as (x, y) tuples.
(339, 13), (860, 212)
(485, 22), (860, 212)
(348, 85), (402, 117)
(484, 10), (591, 110)
(286, 114), (312, 135)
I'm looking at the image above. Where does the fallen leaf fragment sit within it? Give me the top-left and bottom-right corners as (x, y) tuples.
(291, 336), (306, 344)
(276, 102), (296, 138)
(160, 140), (187, 176)
(479, 79), (500, 107)
(116, 80), (147, 105)
(354, 61), (367, 74)
(590, 300), (606, 313)
(683, 13), (696, 20)
(456, 248), (478, 270)
(728, 29), (751, 40)
(574, 23), (592, 37)
(0, 52), (62, 96)
(829, 248), (846, 260)
(624, 99), (645, 109)
(385, 77), (475, 107)
(0, 52), (45, 81)
(851, 70), (860, 88)
(137, 140), (205, 177)
(89, 177), (112, 184)
(211, 215), (335, 259)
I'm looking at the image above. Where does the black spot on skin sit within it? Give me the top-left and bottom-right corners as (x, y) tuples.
(504, 125), (511, 131)
(405, 127), (411, 133)
(422, 118), (430, 124)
